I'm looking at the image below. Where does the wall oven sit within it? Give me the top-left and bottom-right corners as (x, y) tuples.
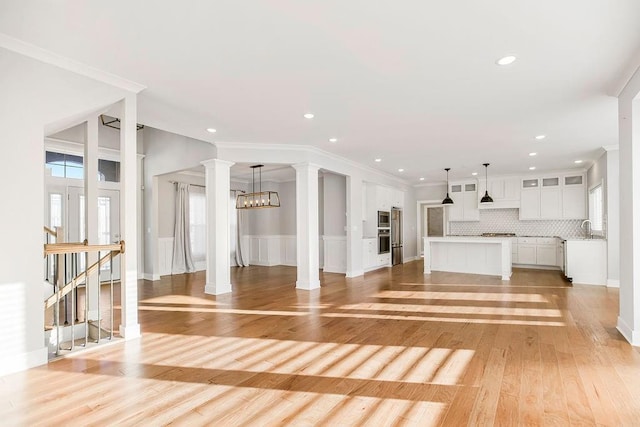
(378, 229), (390, 254)
(378, 210), (390, 228)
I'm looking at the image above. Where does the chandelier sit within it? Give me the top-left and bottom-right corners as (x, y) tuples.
(236, 165), (280, 209)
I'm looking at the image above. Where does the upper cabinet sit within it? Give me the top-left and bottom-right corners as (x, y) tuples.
(478, 177), (520, 209)
(519, 173), (586, 220)
(449, 181), (479, 221)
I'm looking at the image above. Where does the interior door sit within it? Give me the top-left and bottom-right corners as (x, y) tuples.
(68, 186), (121, 281)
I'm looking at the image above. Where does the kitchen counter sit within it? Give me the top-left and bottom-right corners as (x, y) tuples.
(424, 236), (512, 280)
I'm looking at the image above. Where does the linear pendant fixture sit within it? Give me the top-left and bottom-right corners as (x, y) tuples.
(236, 165), (281, 209)
(480, 163), (494, 204)
(442, 168), (454, 205)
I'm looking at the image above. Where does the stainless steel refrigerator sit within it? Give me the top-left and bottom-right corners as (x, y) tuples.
(391, 207), (403, 265)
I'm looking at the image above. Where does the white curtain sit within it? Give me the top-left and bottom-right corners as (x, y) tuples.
(231, 191), (249, 267)
(172, 183), (195, 274)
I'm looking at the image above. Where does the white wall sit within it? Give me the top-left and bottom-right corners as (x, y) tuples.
(48, 119), (126, 151)
(323, 173), (346, 236)
(0, 47), (131, 375)
(606, 149), (620, 284)
(587, 149), (620, 285)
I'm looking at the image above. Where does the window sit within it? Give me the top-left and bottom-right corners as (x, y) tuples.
(589, 184), (604, 234)
(46, 151), (83, 179)
(46, 151), (121, 182)
(98, 159), (120, 182)
(189, 188), (206, 263)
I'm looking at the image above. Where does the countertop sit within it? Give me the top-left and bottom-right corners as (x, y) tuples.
(425, 236), (513, 242)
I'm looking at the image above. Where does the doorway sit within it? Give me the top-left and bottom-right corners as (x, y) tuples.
(46, 185), (121, 281)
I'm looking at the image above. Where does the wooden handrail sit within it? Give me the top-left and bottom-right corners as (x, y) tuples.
(43, 226), (57, 237)
(44, 241), (124, 256)
(45, 250), (120, 309)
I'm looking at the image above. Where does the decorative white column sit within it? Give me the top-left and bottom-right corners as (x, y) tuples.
(346, 175), (364, 278)
(84, 116), (100, 321)
(293, 163), (321, 290)
(618, 66), (640, 345)
(202, 159), (235, 295)
(119, 95), (141, 339)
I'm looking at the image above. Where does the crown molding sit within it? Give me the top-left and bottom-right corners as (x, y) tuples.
(602, 144), (619, 152)
(213, 141), (410, 187)
(0, 32), (146, 94)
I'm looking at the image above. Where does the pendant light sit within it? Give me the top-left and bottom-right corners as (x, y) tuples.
(442, 168), (454, 205)
(236, 165), (281, 209)
(480, 163), (494, 204)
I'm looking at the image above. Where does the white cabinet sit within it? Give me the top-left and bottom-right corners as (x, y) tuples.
(516, 237), (560, 267)
(517, 244), (536, 264)
(536, 245), (557, 265)
(565, 240), (606, 285)
(562, 175), (586, 219)
(519, 174), (586, 220)
(540, 177), (561, 219)
(362, 238), (390, 272)
(376, 186), (392, 210)
(448, 181), (479, 222)
(391, 188), (404, 208)
(520, 179), (540, 220)
(478, 177), (521, 209)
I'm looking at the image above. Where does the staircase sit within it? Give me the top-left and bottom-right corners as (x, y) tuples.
(43, 226), (124, 358)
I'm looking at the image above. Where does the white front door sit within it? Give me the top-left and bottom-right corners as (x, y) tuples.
(67, 186), (121, 282)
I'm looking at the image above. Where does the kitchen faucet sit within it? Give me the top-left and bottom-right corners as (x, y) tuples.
(581, 219), (592, 239)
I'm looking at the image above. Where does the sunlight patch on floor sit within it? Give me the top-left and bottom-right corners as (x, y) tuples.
(339, 302), (563, 318)
(374, 290), (550, 303)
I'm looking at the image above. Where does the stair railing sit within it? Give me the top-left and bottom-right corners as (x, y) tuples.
(44, 240), (124, 356)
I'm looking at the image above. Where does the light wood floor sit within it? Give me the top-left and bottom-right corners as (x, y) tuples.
(3, 261), (640, 426)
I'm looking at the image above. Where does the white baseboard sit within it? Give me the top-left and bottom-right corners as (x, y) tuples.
(296, 279), (321, 290)
(143, 273), (160, 281)
(346, 269), (364, 278)
(607, 279), (620, 288)
(403, 256), (418, 263)
(119, 323), (141, 340)
(0, 347), (47, 377)
(512, 264), (562, 271)
(617, 316), (640, 346)
(205, 282), (232, 295)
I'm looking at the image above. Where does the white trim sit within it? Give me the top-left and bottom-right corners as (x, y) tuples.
(0, 347), (47, 377)
(512, 264), (562, 271)
(205, 283), (232, 295)
(413, 182), (447, 188)
(45, 137), (122, 162)
(617, 316), (640, 346)
(119, 323), (141, 340)
(0, 32), (146, 93)
(214, 141), (410, 188)
(607, 279), (620, 287)
(403, 256), (418, 263)
(143, 273), (160, 281)
(602, 145), (619, 152)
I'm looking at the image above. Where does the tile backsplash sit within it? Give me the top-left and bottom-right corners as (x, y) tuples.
(449, 209), (585, 238)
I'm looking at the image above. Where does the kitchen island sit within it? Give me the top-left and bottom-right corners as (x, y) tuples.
(423, 236), (512, 280)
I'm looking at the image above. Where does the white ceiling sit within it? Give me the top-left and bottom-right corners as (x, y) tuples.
(2, 1), (640, 183)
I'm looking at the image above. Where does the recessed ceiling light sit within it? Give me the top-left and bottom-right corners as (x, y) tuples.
(535, 135), (546, 140)
(574, 160), (583, 164)
(206, 128), (217, 133)
(529, 152), (537, 157)
(496, 55), (516, 66)
(419, 177), (425, 181)
(472, 172), (478, 176)
(304, 113), (314, 119)
(374, 158), (382, 162)
(529, 166), (536, 170)
(398, 168), (404, 172)
(329, 138), (337, 143)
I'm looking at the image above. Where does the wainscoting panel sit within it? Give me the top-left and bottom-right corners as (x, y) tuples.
(281, 236), (297, 266)
(323, 235), (347, 274)
(157, 237), (174, 277)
